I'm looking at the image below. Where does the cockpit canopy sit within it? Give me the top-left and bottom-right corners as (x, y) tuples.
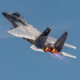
(12, 12), (20, 17)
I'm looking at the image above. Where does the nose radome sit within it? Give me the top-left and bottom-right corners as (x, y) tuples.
(2, 12), (12, 21)
(2, 12), (7, 16)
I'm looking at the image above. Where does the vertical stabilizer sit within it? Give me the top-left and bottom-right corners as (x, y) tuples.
(35, 27), (51, 48)
(54, 32), (68, 51)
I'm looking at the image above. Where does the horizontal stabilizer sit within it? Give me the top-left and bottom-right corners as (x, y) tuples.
(30, 45), (44, 52)
(62, 51), (77, 58)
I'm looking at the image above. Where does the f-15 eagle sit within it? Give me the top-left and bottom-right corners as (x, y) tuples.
(2, 12), (77, 59)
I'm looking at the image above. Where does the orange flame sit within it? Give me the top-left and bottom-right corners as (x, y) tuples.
(45, 47), (51, 52)
(51, 48), (58, 54)
(45, 47), (58, 54)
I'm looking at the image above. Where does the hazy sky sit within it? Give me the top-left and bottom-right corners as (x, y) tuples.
(0, 0), (80, 80)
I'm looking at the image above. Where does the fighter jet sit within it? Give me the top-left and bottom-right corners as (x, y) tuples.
(2, 12), (77, 58)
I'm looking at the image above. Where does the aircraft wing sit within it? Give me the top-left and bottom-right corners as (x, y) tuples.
(8, 24), (41, 40)
(62, 51), (77, 58)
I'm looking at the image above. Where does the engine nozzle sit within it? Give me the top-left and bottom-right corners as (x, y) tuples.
(44, 47), (58, 54)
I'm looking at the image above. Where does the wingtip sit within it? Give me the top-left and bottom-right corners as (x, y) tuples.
(72, 46), (77, 50)
(72, 56), (77, 59)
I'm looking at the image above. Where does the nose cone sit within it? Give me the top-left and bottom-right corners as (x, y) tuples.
(2, 12), (7, 17)
(2, 12), (12, 21)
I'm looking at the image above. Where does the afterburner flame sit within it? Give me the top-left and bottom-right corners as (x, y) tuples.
(45, 47), (51, 52)
(44, 47), (58, 54)
(51, 48), (58, 54)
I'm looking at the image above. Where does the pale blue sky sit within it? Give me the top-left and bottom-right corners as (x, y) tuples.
(0, 0), (80, 80)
